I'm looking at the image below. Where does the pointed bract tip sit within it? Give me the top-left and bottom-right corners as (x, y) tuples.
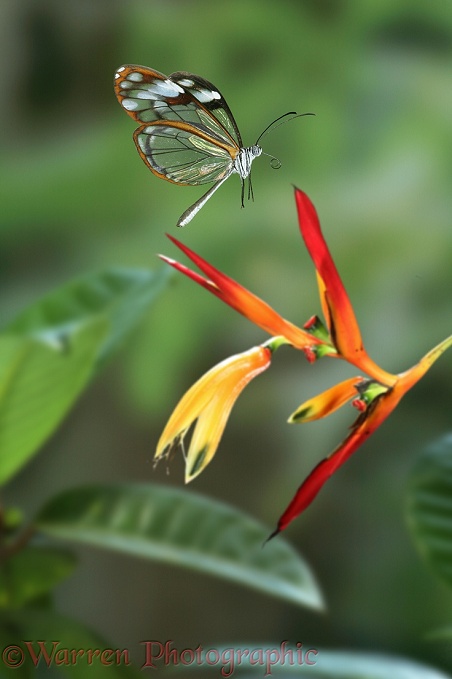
(263, 527), (281, 547)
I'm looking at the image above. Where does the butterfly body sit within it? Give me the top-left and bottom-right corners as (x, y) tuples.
(114, 65), (300, 227)
(234, 144), (262, 179)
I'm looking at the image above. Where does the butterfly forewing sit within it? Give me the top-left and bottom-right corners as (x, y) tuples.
(134, 122), (234, 185)
(115, 66), (183, 123)
(114, 65), (241, 149)
(169, 71), (243, 147)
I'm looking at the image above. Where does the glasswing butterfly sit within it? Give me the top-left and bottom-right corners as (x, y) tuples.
(114, 65), (311, 227)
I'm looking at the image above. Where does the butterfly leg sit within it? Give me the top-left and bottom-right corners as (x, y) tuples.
(247, 174), (254, 202)
(240, 178), (246, 209)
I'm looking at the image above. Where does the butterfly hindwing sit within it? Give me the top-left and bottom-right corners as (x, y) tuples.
(134, 121), (234, 185)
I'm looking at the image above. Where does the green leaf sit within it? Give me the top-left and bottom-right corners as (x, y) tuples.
(0, 267), (169, 484)
(0, 608), (141, 678)
(232, 648), (451, 678)
(0, 320), (106, 485)
(36, 484), (323, 610)
(7, 267), (171, 369)
(425, 625), (452, 641)
(407, 433), (452, 589)
(0, 547), (76, 609)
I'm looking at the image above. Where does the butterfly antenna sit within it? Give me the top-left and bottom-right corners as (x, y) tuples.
(255, 111), (315, 145)
(261, 152), (282, 170)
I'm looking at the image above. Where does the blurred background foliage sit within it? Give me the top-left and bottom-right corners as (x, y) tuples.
(1, 0), (452, 672)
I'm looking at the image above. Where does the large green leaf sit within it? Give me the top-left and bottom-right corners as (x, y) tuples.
(233, 648), (451, 678)
(7, 267), (170, 369)
(407, 433), (452, 588)
(0, 608), (141, 679)
(36, 484), (323, 610)
(0, 267), (169, 484)
(0, 547), (76, 609)
(0, 320), (106, 485)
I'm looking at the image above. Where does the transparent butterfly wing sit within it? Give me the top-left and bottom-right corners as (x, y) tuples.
(169, 71), (243, 147)
(114, 65), (242, 148)
(134, 121), (235, 185)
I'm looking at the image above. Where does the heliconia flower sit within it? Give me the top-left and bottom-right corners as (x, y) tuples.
(155, 344), (273, 483)
(268, 333), (452, 538)
(158, 187), (452, 538)
(159, 235), (332, 358)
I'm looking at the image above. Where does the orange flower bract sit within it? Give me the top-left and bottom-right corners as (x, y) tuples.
(155, 345), (272, 482)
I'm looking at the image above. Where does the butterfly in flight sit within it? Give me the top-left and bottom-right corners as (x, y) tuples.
(114, 65), (311, 227)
